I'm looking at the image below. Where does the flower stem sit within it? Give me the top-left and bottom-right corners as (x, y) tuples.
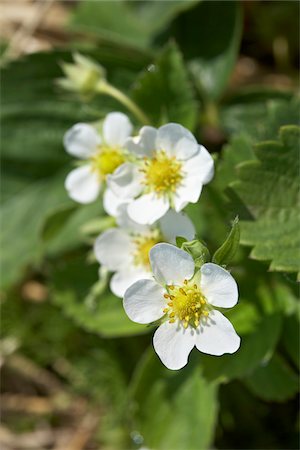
(96, 82), (150, 125)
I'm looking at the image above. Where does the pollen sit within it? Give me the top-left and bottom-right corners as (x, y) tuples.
(141, 150), (183, 195)
(91, 146), (125, 179)
(133, 232), (162, 268)
(163, 279), (210, 328)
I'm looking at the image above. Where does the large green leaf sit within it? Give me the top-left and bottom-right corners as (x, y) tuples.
(214, 134), (256, 192)
(181, 0), (242, 100)
(281, 312), (300, 370)
(70, 0), (198, 49)
(132, 42), (197, 129)
(244, 354), (299, 402)
(50, 254), (147, 338)
(221, 96), (299, 140)
(229, 125), (300, 276)
(0, 172), (68, 289)
(128, 349), (218, 450)
(188, 98), (299, 249)
(201, 312), (282, 383)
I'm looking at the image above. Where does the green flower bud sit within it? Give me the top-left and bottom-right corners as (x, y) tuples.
(58, 52), (106, 96)
(179, 239), (211, 269)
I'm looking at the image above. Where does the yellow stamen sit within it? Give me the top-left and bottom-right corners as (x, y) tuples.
(163, 279), (210, 328)
(142, 150), (183, 196)
(91, 146), (125, 179)
(133, 232), (162, 268)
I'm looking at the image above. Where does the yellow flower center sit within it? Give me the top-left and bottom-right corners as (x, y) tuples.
(133, 233), (162, 268)
(163, 279), (210, 328)
(91, 146), (125, 179)
(141, 150), (183, 195)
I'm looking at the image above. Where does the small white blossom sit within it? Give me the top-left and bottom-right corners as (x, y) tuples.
(94, 210), (195, 298)
(123, 243), (240, 370)
(107, 124), (214, 225)
(64, 112), (133, 204)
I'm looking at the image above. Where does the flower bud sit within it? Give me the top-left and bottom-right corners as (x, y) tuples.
(58, 52), (106, 96)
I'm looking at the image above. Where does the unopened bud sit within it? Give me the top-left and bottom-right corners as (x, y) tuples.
(58, 52), (106, 96)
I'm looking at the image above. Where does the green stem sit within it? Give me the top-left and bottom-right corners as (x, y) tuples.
(202, 101), (220, 127)
(96, 81), (150, 125)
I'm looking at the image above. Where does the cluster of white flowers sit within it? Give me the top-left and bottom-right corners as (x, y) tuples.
(63, 111), (240, 370)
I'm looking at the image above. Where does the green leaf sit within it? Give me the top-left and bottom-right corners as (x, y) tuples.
(50, 254), (147, 338)
(281, 312), (300, 369)
(129, 349), (219, 450)
(244, 354), (299, 402)
(212, 217), (240, 266)
(213, 134), (256, 192)
(186, 0), (242, 100)
(201, 311), (282, 382)
(70, 1), (198, 49)
(0, 172), (68, 289)
(221, 96), (299, 141)
(41, 204), (78, 241)
(132, 42), (197, 129)
(230, 125), (300, 276)
(45, 202), (105, 257)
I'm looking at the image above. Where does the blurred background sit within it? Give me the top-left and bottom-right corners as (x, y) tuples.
(1, 1), (299, 449)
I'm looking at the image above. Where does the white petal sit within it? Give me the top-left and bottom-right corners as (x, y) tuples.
(196, 310), (240, 356)
(173, 175), (203, 212)
(107, 163), (143, 199)
(94, 228), (133, 271)
(123, 279), (165, 324)
(159, 210), (195, 244)
(111, 268), (152, 298)
(64, 123), (101, 159)
(65, 165), (101, 204)
(116, 204), (150, 234)
(153, 321), (196, 370)
(149, 243), (194, 286)
(200, 263), (238, 308)
(157, 123), (198, 160)
(103, 112), (133, 147)
(183, 145), (214, 184)
(103, 188), (127, 217)
(125, 126), (157, 157)
(127, 193), (169, 225)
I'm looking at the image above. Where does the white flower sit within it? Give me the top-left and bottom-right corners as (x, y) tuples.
(94, 210), (195, 298)
(102, 187), (127, 217)
(107, 124), (214, 225)
(64, 112), (133, 204)
(123, 243), (240, 370)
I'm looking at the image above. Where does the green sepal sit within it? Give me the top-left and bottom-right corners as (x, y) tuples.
(179, 239), (211, 269)
(212, 216), (240, 266)
(175, 236), (188, 247)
